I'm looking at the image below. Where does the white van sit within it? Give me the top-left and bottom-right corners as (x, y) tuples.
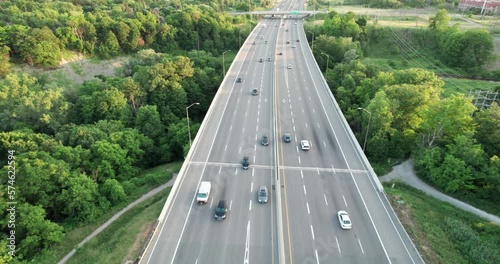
(197, 181), (211, 204)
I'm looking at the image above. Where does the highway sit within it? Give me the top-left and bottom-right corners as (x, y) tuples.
(141, 0), (423, 263)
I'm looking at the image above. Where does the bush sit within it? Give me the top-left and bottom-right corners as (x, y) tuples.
(445, 217), (500, 264)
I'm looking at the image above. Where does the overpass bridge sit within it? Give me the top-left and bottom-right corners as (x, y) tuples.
(229, 10), (327, 18)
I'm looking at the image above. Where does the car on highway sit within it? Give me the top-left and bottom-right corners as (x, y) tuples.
(300, 140), (310, 151)
(265, 40), (268, 44)
(215, 200), (228, 220)
(236, 77), (242, 83)
(286, 29), (288, 32)
(258, 186), (268, 203)
(267, 57), (271, 62)
(259, 58), (264, 62)
(242, 156), (250, 169)
(287, 64), (292, 69)
(252, 41), (256, 45)
(337, 211), (352, 229)
(261, 135), (269, 146)
(283, 133), (291, 143)
(296, 39), (300, 42)
(278, 52), (283, 55)
(286, 41), (290, 44)
(251, 88), (259, 96)
(292, 44), (296, 48)
(295, 22), (297, 25)
(260, 35), (264, 39)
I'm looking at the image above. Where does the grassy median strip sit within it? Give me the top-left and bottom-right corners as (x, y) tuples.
(66, 187), (170, 264)
(384, 182), (500, 263)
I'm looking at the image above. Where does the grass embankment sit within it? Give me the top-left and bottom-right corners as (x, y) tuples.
(66, 188), (170, 264)
(34, 162), (181, 264)
(385, 182), (500, 263)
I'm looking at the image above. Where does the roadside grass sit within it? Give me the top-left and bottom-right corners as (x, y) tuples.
(32, 162), (181, 264)
(384, 182), (500, 263)
(66, 188), (170, 264)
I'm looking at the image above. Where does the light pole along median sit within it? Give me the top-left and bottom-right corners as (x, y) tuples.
(357, 107), (372, 152)
(308, 31), (315, 51)
(186, 102), (200, 147)
(321, 52), (330, 75)
(222, 50), (231, 77)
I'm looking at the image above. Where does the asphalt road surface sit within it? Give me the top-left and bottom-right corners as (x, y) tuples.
(142, 1), (423, 263)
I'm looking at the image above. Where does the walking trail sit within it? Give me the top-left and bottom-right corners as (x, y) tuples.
(380, 159), (500, 224)
(58, 174), (178, 264)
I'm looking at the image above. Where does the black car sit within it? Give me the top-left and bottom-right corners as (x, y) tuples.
(251, 88), (259, 96)
(261, 135), (269, 146)
(267, 57), (271, 62)
(215, 200), (228, 220)
(259, 58), (264, 62)
(296, 39), (300, 42)
(236, 77), (242, 83)
(286, 41), (290, 44)
(283, 133), (291, 143)
(242, 156), (250, 169)
(278, 52), (283, 55)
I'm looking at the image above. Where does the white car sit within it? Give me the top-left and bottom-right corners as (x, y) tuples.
(337, 211), (352, 229)
(300, 140), (310, 151)
(287, 64), (292, 69)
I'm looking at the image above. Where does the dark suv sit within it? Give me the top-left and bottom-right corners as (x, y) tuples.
(215, 200), (228, 220)
(236, 77), (242, 83)
(242, 157), (250, 169)
(283, 133), (291, 143)
(261, 135), (269, 146)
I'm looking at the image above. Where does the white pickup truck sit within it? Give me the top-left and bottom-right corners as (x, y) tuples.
(197, 181), (211, 204)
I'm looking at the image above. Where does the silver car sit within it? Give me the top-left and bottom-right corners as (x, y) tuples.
(258, 186), (268, 203)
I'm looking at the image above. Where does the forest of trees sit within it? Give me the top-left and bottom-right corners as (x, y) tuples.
(0, 0), (498, 262)
(0, 0), (249, 72)
(305, 10), (499, 215)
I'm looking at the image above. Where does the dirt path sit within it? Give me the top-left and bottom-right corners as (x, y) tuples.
(57, 173), (178, 264)
(380, 159), (500, 224)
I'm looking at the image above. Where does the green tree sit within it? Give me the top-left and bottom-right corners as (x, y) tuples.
(0, 73), (68, 133)
(135, 105), (164, 142)
(97, 30), (120, 58)
(89, 140), (134, 182)
(19, 27), (62, 67)
(420, 94), (476, 147)
(100, 179), (126, 205)
(429, 9), (450, 31)
(57, 173), (100, 221)
(0, 45), (10, 77)
(474, 103), (500, 157)
(74, 85), (127, 124)
(433, 154), (474, 193)
(16, 203), (64, 259)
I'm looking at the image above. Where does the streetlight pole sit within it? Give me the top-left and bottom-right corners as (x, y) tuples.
(358, 107), (372, 152)
(186, 103), (200, 147)
(321, 52), (330, 75)
(222, 50), (230, 77)
(308, 31), (315, 51)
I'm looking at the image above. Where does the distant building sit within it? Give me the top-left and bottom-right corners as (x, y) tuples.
(458, 0), (500, 15)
